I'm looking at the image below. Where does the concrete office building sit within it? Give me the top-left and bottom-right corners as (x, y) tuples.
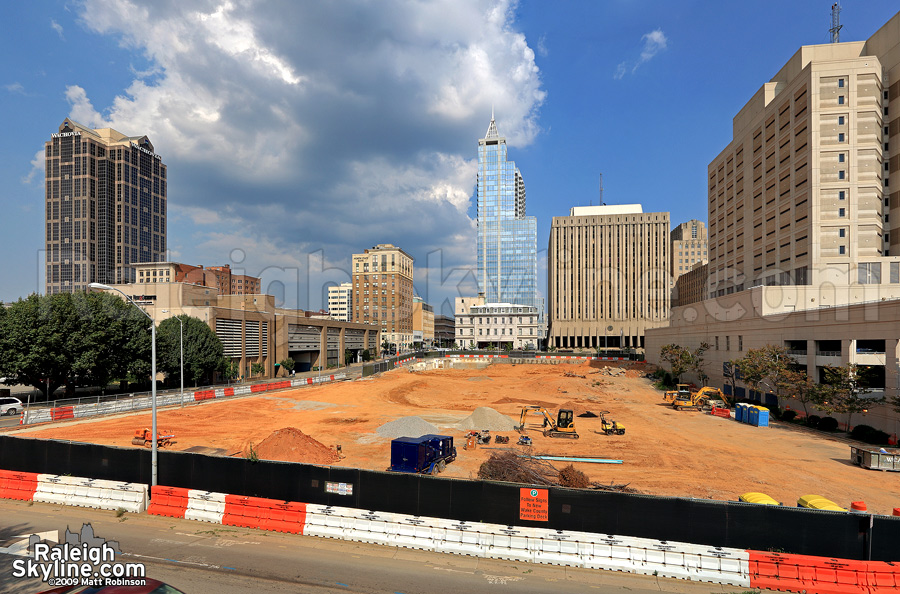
(646, 10), (900, 432)
(412, 295), (434, 346)
(94, 282), (379, 378)
(476, 113), (541, 313)
(454, 295), (540, 350)
(433, 315), (456, 347)
(673, 262), (709, 307)
(351, 243), (414, 349)
(548, 205), (670, 350)
(45, 119), (167, 294)
(327, 282), (352, 321)
(133, 262), (260, 295)
(671, 220), (708, 282)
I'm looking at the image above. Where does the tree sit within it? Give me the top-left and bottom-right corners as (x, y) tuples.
(815, 364), (884, 431)
(344, 349), (354, 365)
(279, 358), (295, 374)
(157, 315), (224, 386)
(251, 362), (265, 377)
(688, 342), (711, 385)
(736, 345), (793, 401)
(361, 349), (372, 362)
(0, 292), (150, 398)
(223, 361), (240, 382)
(723, 359), (741, 399)
(659, 344), (691, 382)
(776, 368), (818, 419)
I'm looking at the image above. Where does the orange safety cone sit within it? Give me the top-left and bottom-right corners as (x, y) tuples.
(894, 508), (900, 517)
(850, 501), (867, 512)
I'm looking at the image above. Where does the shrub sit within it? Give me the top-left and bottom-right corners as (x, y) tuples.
(781, 410), (797, 422)
(818, 417), (839, 432)
(869, 430), (891, 445)
(851, 424), (876, 441)
(805, 415), (821, 428)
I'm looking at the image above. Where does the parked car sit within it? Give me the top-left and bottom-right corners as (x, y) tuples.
(0, 396), (23, 416)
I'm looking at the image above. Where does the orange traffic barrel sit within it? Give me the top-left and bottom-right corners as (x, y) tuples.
(850, 501), (867, 512)
(894, 508), (900, 516)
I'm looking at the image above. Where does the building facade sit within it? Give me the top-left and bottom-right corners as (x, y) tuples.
(327, 282), (352, 321)
(548, 205), (669, 350)
(707, 22), (900, 298)
(673, 262), (709, 307)
(476, 114), (541, 314)
(351, 243), (414, 349)
(671, 220), (708, 282)
(433, 314), (456, 347)
(412, 295), (434, 346)
(133, 262), (260, 295)
(454, 295), (540, 350)
(45, 119), (167, 294)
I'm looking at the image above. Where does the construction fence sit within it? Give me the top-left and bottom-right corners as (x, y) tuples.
(0, 435), (896, 562)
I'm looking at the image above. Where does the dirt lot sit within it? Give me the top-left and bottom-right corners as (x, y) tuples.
(10, 360), (900, 514)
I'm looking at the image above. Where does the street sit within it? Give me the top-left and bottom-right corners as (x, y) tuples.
(0, 499), (731, 594)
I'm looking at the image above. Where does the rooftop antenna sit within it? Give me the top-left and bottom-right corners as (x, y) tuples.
(830, 2), (842, 43)
(599, 173), (606, 206)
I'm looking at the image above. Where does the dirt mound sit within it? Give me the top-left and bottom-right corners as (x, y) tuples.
(248, 427), (340, 464)
(375, 416), (439, 438)
(558, 400), (597, 416)
(492, 397), (558, 409)
(457, 407), (517, 431)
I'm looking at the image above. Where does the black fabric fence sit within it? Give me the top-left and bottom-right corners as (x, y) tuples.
(1, 435), (896, 561)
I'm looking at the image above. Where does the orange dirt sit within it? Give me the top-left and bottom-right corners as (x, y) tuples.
(246, 427), (340, 465)
(10, 360), (900, 514)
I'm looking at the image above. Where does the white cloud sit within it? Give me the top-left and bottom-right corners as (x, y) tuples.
(51, 20), (64, 39)
(69, 0), (544, 309)
(613, 28), (668, 79)
(22, 149), (45, 184)
(5, 82), (25, 94)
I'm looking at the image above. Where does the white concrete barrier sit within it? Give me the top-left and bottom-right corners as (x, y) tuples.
(185, 490), (226, 523)
(33, 474), (147, 513)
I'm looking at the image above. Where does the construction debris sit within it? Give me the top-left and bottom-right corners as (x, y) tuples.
(477, 451), (558, 485)
(558, 464), (591, 488)
(564, 371), (586, 379)
(591, 481), (640, 493)
(596, 367), (626, 377)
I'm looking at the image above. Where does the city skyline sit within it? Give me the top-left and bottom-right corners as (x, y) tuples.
(3, 2), (900, 316)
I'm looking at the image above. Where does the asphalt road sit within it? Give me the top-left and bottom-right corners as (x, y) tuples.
(0, 500), (735, 594)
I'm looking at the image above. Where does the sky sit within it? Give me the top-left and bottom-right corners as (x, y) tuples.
(2, 1), (899, 317)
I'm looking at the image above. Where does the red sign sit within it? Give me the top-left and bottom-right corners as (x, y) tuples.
(519, 487), (549, 521)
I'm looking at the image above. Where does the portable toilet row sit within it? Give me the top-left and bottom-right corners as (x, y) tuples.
(735, 403), (769, 427)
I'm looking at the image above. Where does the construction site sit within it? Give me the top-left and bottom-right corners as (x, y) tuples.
(8, 359), (899, 514)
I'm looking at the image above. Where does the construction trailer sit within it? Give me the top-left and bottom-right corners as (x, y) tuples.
(389, 434), (457, 475)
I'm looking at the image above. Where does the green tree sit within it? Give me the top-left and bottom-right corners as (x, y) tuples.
(279, 358), (295, 374)
(736, 345), (793, 401)
(361, 349), (372, 362)
(776, 368), (819, 419)
(251, 362), (265, 377)
(723, 359), (741, 399)
(659, 344), (691, 382)
(815, 364), (884, 431)
(223, 360), (240, 382)
(344, 349), (354, 365)
(157, 315), (224, 386)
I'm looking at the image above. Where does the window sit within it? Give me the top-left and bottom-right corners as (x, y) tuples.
(839, 153), (845, 163)
(839, 190), (845, 200)
(726, 336), (730, 351)
(839, 228), (846, 238)
(839, 170), (845, 180)
(839, 116), (845, 125)
(839, 133), (845, 142)
(891, 262), (900, 284)
(839, 245), (846, 255)
(859, 262), (882, 284)
(715, 336), (719, 350)
(838, 79), (844, 88)
(738, 336), (743, 351)
(838, 96), (845, 105)
(887, 163), (891, 171)
(839, 208), (845, 217)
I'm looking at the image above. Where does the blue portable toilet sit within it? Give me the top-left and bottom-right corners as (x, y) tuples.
(756, 407), (770, 427)
(748, 406), (759, 426)
(735, 403), (747, 423)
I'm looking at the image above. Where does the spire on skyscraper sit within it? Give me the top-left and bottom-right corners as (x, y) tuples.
(485, 111), (499, 139)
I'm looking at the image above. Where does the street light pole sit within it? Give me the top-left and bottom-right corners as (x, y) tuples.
(90, 283), (157, 487)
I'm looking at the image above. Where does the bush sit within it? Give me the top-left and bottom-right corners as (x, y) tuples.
(869, 429), (891, 445)
(781, 410), (797, 422)
(805, 415), (821, 428)
(851, 425), (891, 445)
(818, 417), (839, 432)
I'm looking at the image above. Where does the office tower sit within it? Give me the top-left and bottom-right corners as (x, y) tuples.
(708, 18), (900, 297)
(476, 114), (540, 313)
(351, 244), (414, 348)
(44, 118), (167, 294)
(548, 205), (669, 350)
(328, 282), (352, 321)
(671, 220), (708, 281)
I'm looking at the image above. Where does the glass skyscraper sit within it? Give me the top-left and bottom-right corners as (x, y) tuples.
(476, 115), (541, 314)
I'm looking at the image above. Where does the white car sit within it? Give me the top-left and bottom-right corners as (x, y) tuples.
(0, 397), (23, 416)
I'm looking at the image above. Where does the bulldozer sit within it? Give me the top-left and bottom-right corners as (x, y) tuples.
(663, 383), (692, 403)
(598, 411), (625, 435)
(516, 406), (579, 439)
(672, 386), (729, 411)
(132, 428), (175, 448)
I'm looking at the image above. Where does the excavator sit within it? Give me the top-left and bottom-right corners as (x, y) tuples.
(516, 406), (579, 439)
(663, 384), (692, 403)
(672, 386), (729, 411)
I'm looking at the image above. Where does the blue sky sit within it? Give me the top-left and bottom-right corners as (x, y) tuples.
(2, 1), (898, 316)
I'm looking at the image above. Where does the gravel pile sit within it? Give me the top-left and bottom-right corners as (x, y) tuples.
(456, 407), (517, 431)
(375, 416), (440, 438)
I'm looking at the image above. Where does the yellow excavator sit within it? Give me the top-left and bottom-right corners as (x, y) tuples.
(516, 406), (579, 439)
(672, 386), (729, 411)
(663, 384), (692, 403)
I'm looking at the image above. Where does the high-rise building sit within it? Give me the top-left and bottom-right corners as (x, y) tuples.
(328, 282), (352, 321)
(670, 220), (708, 281)
(351, 244), (414, 348)
(476, 114), (540, 313)
(707, 21), (900, 298)
(44, 118), (167, 294)
(548, 205), (669, 350)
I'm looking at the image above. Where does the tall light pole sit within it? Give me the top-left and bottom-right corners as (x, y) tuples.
(90, 283), (158, 486)
(162, 310), (184, 408)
